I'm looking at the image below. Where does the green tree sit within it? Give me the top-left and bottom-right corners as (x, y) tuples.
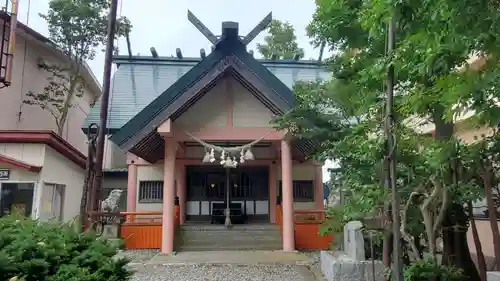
(275, 0), (500, 278)
(23, 0), (131, 136)
(257, 19), (304, 60)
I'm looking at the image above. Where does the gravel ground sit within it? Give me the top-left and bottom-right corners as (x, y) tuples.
(117, 249), (160, 263)
(129, 264), (318, 281)
(119, 250), (324, 281)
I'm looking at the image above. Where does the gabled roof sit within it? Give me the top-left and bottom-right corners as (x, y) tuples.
(83, 54), (329, 132)
(100, 27), (322, 162)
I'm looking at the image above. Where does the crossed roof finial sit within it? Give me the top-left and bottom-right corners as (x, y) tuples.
(187, 10), (272, 46)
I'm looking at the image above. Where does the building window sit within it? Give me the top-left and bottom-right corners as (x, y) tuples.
(138, 181), (163, 202)
(279, 180), (314, 202)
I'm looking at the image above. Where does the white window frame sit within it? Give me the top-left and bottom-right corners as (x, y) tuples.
(0, 180), (39, 219)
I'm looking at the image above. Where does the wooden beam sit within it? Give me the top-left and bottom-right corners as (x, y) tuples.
(241, 12), (272, 46)
(187, 10), (218, 44)
(150, 47), (158, 58)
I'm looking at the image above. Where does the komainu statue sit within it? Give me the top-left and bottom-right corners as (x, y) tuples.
(100, 189), (123, 213)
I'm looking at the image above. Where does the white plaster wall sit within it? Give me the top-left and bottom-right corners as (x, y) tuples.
(175, 80), (227, 130)
(232, 80), (275, 128)
(39, 146), (85, 222)
(0, 35), (98, 155)
(0, 165), (39, 182)
(103, 138), (127, 169)
(0, 143), (46, 166)
(0, 143), (44, 182)
(455, 125), (493, 144)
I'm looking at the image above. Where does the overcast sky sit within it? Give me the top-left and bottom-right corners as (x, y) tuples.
(17, 0), (337, 181)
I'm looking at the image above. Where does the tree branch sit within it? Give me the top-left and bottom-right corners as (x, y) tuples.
(421, 176), (442, 259)
(432, 178), (449, 235)
(401, 191), (423, 260)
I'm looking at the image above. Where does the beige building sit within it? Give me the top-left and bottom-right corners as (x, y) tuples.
(417, 116), (498, 269)
(0, 22), (101, 222)
(453, 121), (499, 270)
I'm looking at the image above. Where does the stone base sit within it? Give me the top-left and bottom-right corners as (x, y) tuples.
(102, 224), (119, 238)
(488, 272), (500, 281)
(320, 251), (385, 281)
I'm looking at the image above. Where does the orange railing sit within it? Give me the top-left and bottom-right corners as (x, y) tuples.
(119, 206), (180, 249)
(275, 204), (333, 250)
(294, 209), (332, 249)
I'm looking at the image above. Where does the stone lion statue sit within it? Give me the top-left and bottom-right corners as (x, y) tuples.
(100, 189), (123, 213)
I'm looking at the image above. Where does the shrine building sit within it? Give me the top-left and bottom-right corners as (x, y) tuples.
(84, 13), (331, 253)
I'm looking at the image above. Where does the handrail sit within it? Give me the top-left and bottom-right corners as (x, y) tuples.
(294, 210), (326, 223)
(120, 211), (162, 215)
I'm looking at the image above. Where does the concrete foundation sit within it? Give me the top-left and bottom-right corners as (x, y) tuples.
(320, 251), (385, 281)
(488, 272), (500, 281)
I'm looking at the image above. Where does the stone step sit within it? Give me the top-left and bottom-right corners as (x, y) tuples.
(181, 231), (281, 237)
(180, 231), (281, 240)
(178, 223), (282, 251)
(178, 244), (282, 251)
(180, 224), (280, 231)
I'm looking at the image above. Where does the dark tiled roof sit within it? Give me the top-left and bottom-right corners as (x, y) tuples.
(83, 55), (330, 131)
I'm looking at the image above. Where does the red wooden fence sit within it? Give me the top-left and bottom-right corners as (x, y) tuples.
(119, 206), (180, 249)
(276, 204), (333, 250)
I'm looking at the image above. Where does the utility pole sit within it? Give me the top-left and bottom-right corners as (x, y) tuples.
(386, 13), (404, 281)
(90, 0), (119, 223)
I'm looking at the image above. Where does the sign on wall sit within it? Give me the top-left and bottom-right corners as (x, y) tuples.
(0, 169), (10, 180)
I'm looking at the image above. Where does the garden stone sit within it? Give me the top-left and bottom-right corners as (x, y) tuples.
(344, 220), (365, 261)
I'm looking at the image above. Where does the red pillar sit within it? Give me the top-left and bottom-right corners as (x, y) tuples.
(281, 139), (295, 251)
(315, 165), (324, 209)
(161, 137), (177, 254)
(126, 163), (138, 212)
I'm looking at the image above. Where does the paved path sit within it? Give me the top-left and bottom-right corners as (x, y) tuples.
(121, 250), (324, 281)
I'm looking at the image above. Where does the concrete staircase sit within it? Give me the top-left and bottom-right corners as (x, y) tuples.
(178, 223), (283, 251)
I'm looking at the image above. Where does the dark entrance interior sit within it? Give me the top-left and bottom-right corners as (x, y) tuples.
(186, 166), (269, 223)
(0, 183), (35, 217)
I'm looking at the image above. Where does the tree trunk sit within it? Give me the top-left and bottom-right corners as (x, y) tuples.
(383, 203), (393, 281)
(57, 75), (78, 136)
(468, 202), (487, 281)
(432, 105), (480, 280)
(482, 167), (500, 270)
(383, 231), (393, 281)
(79, 136), (95, 232)
(442, 203), (481, 281)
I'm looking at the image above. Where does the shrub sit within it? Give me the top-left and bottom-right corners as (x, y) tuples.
(404, 258), (464, 281)
(0, 215), (133, 281)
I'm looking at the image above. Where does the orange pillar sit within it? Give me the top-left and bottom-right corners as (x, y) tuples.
(315, 165), (324, 209)
(281, 139), (295, 251)
(161, 137), (177, 254)
(176, 164), (186, 224)
(126, 163), (138, 212)
(269, 163), (277, 223)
